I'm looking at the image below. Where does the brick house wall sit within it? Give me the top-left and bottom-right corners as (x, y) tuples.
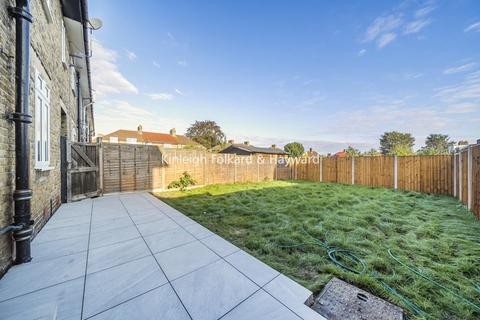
(0, 0), (88, 275)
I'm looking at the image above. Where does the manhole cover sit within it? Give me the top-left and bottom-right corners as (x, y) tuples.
(311, 277), (404, 320)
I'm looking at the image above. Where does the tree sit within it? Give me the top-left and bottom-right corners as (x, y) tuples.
(379, 131), (415, 155)
(284, 142), (305, 158)
(345, 146), (361, 157)
(185, 120), (225, 149)
(363, 148), (380, 156)
(419, 134), (455, 155)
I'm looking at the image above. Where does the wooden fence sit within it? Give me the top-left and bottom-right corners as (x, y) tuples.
(278, 145), (480, 218)
(102, 144), (277, 194)
(99, 142), (479, 219)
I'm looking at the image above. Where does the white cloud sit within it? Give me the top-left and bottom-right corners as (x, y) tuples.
(362, 2), (435, 49)
(94, 100), (189, 136)
(153, 61), (161, 68)
(464, 21), (480, 33)
(435, 71), (480, 103)
(377, 33), (397, 48)
(175, 88), (184, 95)
(147, 93), (174, 101)
(364, 14), (402, 43)
(404, 72), (423, 80)
(177, 60), (188, 67)
(443, 63), (477, 75)
(445, 103), (479, 114)
(403, 19), (432, 35)
(358, 49), (367, 56)
(125, 50), (137, 61)
(166, 32), (175, 40)
(91, 40), (138, 97)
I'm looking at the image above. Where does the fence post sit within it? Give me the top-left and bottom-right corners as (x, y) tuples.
(459, 151), (463, 201)
(394, 155), (398, 190)
(319, 156), (323, 182)
(233, 154), (237, 183)
(161, 152), (166, 191)
(97, 137), (104, 195)
(351, 157), (355, 185)
(467, 146), (472, 210)
(257, 155), (260, 182)
(453, 154), (457, 197)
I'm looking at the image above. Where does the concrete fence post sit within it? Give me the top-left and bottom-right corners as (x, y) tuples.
(394, 155), (398, 190)
(453, 154), (457, 197)
(233, 155), (237, 183)
(467, 146), (472, 210)
(351, 157), (355, 185)
(459, 152), (463, 201)
(319, 156), (323, 182)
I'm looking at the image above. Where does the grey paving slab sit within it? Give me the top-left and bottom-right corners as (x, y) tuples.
(130, 211), (168, 224)
(33, 223), (90, 244)
(126, 207), (163, 217)
(91, 211), (128, 222)
(136, 218), (180, 237)
(45, 215), (90, 229)
(90, 216), (134, 233)
(172, 259), (259, 320)
(0, 277), (84, 320)
(222, 289), (301, 320)
(88, 284), (190, 320)
(184, 222), (215, 239)
(226, 250), (280, 287)
(0, 252), (86, 302)
(89, 225), (141, 249)
(143, 227), (196, 254)
(87, 238), (150, 274)
(154, 241), (220, 280)
(264, 274), (327, 320)
(31, 234), (89, 262)
(164, 210), (197, 226)
(201, 234), (240, 257)
(83, 256), (167, 318)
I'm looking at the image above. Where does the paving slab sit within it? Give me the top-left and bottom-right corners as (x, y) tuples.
(143, 227), (196, 253)
(154, 241), (220, 280)
(0, 277), (84, 320)
(172, 259), (259, 320)
(201, 234), (240, 257)
(226, 250), (280, 287)
(83, 256), (167, 318)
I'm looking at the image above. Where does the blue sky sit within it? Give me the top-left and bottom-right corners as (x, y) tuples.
(90, 0), (480, 153)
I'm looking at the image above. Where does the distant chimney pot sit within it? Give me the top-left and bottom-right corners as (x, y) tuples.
(271, 144), (277, 149)
(170, 128), (177, 136)
(137, 125), (143, 134)
(309, 147), (313, 152)
(244, 141), (249, 145)
(228, 139), (234, 144)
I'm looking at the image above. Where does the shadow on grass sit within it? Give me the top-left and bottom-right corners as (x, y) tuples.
(155, 180), (480, 319)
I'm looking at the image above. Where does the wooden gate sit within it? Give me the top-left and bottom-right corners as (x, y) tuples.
(65, 141), (102, 201)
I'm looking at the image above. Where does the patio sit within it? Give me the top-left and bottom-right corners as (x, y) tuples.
(0, 192), (325, 320)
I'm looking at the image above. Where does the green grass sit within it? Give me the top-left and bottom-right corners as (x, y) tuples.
(154, 180), (480, 319)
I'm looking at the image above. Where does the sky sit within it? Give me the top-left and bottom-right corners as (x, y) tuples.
(89, 0), (480, 153)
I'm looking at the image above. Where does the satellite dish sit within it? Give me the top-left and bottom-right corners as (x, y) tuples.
(89, 18), (103, 30)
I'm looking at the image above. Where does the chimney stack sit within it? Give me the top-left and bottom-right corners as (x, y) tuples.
(228, 139), (234, 144)
(271, 144), (277, 149)
(170, 128), (176, 136)
(137, 124), (143, 134)
(244, 141), (249, 146)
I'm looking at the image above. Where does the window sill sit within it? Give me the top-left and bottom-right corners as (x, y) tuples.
(35, 166), (54, 172)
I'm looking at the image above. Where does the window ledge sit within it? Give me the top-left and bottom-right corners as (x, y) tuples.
(35, 166), (54, 172)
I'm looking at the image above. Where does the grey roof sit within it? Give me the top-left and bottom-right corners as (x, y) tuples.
(221, 144), (288, 155)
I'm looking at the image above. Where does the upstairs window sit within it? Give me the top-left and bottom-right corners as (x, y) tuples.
(34, 70), (51, 169)
(109, 137), (118, 143)
(126, 138), (137, 144)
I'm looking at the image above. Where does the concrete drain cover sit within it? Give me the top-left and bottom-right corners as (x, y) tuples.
(311, 277), (404, 320)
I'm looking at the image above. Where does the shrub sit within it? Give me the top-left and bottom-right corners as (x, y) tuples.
(168, 171), (196, 190)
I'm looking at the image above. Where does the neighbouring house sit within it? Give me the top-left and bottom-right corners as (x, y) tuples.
(0, 0), (95, 273)
(334, 150), (348, 157)
(219, 141), (288, 157)
(101, 125), (200, 149)
(306, 147), (319, 157)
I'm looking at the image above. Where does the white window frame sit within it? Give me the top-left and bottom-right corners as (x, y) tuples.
(126, 138), (137, 144)
(61, 19), (67, 66)
(109, 137), (118, 143)
(34, 70), (52, 170)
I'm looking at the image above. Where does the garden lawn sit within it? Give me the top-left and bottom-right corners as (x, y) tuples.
(154, 180), (480, 319)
